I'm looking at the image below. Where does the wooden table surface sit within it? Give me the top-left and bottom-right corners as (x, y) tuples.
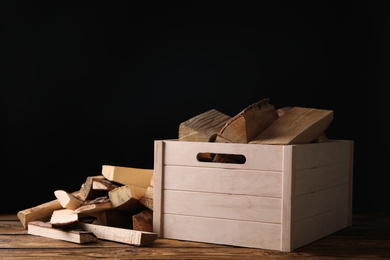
(1, 214), (389, 259)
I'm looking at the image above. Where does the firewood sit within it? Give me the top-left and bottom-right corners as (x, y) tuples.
(94, 210), (133, 229)
(92, 178), (119, 191)
(77, 222), (158, 246)
(215, 98), (278, 143)
(250, 107), (334, 145)
(80, 176), (107, 201)
(28, 221), (97, 244)
(75, 196), (112, 216)
(139, 197), (153, 210)
(50, 209), (78, 228)
(17, 191), (80, 229)
(54, 190), (83, 210)
(179, 109), (231, 142)
(145, 186), (153, 199)
(108, 185), (146, 213)
(133, 209), (153, 232)
(102, 165), (153, 188)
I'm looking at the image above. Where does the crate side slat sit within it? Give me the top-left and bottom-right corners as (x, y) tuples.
(291, 205), (349, 250)
(163, 190), (281, 224)
(164, 165), (282, 198)
(294, 163), (350, 196)
(153, 141), (164, 237)
(293, 184), (349, 222)
(162, 214), (281, 250)
(163, 140), (284, 171)
(294, 141), (351, 169)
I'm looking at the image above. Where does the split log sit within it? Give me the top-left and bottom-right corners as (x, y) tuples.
(92, 178), (119, 191)
(179, 109), (231, 142)
(77, 222), (158, 246)
(28, 221), (97, 244)
(54, 190), (83, 210)
(75, 196), (112, 216)
(139, 197), (153, 210)
(215, 98), (278, 143)
(250, 107), (334, 145)
(94, 210), (133, 229)
(80, 176), (107, 201)
(102, 165), (153, 188)
(108, 185), (146, 213)
(50, 209), (78, 228)
(133, 209), (153, 232)
(17, 191), (80, 229)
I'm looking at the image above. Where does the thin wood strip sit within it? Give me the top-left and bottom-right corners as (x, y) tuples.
(281, 145), (294, 252)
(153, 141), (164, 237)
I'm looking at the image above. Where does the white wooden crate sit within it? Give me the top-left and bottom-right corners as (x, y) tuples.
(153, 140), (354, 251)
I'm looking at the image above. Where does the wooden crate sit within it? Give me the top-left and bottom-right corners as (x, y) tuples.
(153, 140), (354, 252)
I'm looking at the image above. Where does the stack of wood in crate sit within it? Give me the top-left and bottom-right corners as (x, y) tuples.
(17, 165), (157, 246)
(179, 98), (334, 146)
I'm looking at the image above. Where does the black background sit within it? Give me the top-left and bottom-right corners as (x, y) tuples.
(4, 1), (389, 215)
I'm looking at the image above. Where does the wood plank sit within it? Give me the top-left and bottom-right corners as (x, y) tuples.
(77, 222), (158, 246)
(163, 140), (283, 171)
(215, 98), (278, 143)
(0, 221), (26, 234)
(292, 206), (349, 250)
(102, 165), (153, 188)
(162, 214), (281, 250)
(281, 145), (294, 252)
(28, 221), (97, 244)
(293, 184), (349, 221)
(164, 165), (282, 197)
(293, 140), (351, 169)
(17, 191), (80, 229)
(294, 163), (350, 196)
(153, 141), (164, 237)
(163, 190), (281, 223)
(250, 107), (333, 145)
(179, 109), (231, 142)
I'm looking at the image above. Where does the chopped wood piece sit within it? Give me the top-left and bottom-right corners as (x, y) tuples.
(102, 165), (153, 188)
(80, 176), (107, 201)
(133, 209), (153, 232)
(250, 107), (334, 145)
(50, 209), (78, 228)
(215, 98), (278, 143)
(179, 109), (231, 142)
(313, 132), (329, 143)
(92, 178), (119, 191)
(108, 185), (146, 213)
(77, 222), (158, 246)
(139, 197), (153, 210)
(28, 221), (97, 244)
(145, 187), (153, 200)
(54, 190), (83, 210)
(75, 196), (112, 216)
(276, 107), (293, 117)
(94, 210), (133, 229)
(17, 191), (80, 229)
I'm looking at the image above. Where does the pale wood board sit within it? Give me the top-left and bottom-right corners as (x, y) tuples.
(250, 107), (333, 145)
(281, 145), (294, 252)
(50, 209), (78, 227)
(163, 140), (283, 171)
(162, 214), (281, 250)
(102, 165), (153, 188)
(164, 165), (282, 197)
(17, 191), (80, 229)
(77, 222), (158, 246)
(153, 141), (164, 237)
(179, 109), (231, 142)
(163, 190), (281, 224)
(28, 221), (97, 244)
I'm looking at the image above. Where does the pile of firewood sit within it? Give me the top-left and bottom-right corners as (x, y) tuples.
(17, 165), (156, 246)
(179, 98), (333, 144)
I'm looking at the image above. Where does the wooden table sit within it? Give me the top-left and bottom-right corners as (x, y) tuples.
(1, 214), (389, 259)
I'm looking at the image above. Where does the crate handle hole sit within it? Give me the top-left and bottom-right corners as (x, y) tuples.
(197, 153), (246, 164)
